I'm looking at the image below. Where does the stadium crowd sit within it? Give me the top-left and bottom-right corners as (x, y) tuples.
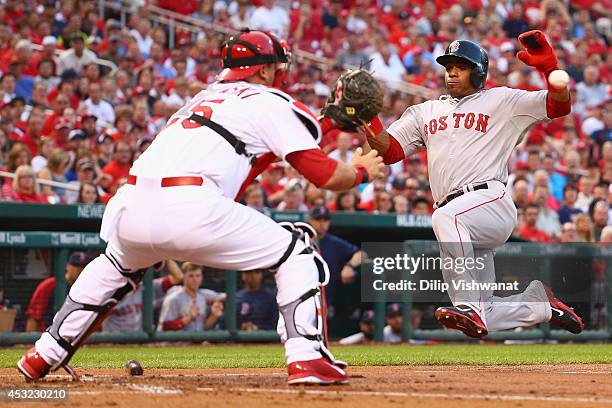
(0, 0), (609, 248)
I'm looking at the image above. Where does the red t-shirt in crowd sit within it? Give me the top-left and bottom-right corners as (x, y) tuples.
(25, 277), (56, 332)
(261, 180), (284, 197)
(102, 160), (131, 185)
(519, 225), (550, 243)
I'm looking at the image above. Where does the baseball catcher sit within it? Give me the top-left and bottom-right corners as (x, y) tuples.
(17, 29), (384, 385)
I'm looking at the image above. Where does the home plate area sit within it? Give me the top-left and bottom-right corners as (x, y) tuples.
(2, 365), (612, 408)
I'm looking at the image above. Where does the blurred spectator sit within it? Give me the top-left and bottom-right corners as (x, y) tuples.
(390, 195), (409, 215)
(229, 0), (253, 30)
(249, 0), (289, 38)
(519, 203), (550, 243)
(77, 181), (100, 204)
(243, 183), (268, 212)
(533, 185), (561, 237)
(83, 82), (115, 125)
(35, 58), (60, 94)
(158, 262), (225, 331)
(37, 148), (69, 200)
(411, 197), (430, 215)
(383, 303), (402, 343)
(575, 65), (609, 115)
(335, 189), (362, 212)
(590, 199), (609, 241)
(3, 164), (46, 203)
(31, 137), (55, 174)
(64, 156), (96, 204)
(335, 31), (370, 68)
(575, 176), (596, 212)
(369, 40), (405, 84)
(600, 226), (612, 243)
(575, 212), (595, 243)
(277, 179), (308, 211)
(328, 132), (353, 164)
(502, 3), (529, 39)
(374, 191), (393, 214)
(56, 34), (97, 75)
(235, 270), (278, 331)
(557, 184), (583, 224)
(404, 177), (421, 206)
(260, 164), (285, 206)
(512, 178), (530, 210)
(24, 251), (89, 332)
(559, 222), (578, 243)
(338, 310), (375, 344)
(130, 19), (153, 60)
(95, 133), (114, 169)
(102, 140), (132, 186)
(3, 143), (31, 174)
(102, 260), (183, 332)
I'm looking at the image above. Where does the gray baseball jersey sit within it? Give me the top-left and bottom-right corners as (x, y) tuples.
(387, 87), (548, 202)
(101, 277), (168, 332)
(157, 288), (226, 331)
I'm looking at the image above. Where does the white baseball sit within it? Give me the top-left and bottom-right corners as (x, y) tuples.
(548, 70), (569, 89)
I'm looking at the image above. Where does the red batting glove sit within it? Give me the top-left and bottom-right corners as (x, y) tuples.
(516, 30), (559, 76)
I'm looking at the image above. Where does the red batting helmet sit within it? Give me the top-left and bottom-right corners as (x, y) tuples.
(217, 28), (289, 84)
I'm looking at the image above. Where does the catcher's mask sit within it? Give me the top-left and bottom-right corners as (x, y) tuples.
(217, 28), (290, 88)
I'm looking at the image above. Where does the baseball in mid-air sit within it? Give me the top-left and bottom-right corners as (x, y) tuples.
(548, 70), (570, 89)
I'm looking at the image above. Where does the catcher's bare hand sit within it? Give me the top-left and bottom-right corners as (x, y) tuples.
(352, 147), (384, 181)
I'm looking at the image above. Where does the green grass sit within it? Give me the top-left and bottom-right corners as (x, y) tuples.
(1, 344), (611, 369)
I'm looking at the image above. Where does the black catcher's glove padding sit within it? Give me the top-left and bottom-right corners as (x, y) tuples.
(322, 69), (384, 131)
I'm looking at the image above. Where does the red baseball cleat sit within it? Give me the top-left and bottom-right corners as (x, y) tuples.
(17, 347), (51, 381)
(435, 305), (488, 339)
(287, 358), (348, 385)
(544, 286), (584, 334)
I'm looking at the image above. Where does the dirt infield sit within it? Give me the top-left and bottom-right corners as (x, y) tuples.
(2, 364), (611, 408)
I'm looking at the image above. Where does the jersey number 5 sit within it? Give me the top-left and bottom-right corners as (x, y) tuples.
(181, 99), (224, 129)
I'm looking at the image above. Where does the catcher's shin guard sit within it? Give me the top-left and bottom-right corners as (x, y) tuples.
(46, 261), (145, 372)
(276, 222), (346, 369)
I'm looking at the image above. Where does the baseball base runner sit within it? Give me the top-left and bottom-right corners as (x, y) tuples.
(326, 30), (585, 338)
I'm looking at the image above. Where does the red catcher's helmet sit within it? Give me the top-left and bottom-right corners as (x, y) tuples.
(217, 29), (289, 83)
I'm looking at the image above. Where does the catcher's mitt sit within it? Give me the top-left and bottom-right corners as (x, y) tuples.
(321, 69), (384, 131)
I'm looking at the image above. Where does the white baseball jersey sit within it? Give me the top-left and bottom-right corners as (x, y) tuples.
(129, 81), (322, 200)
(101, 277), (168, 333)
(387, 87), (548, 202)
(35, 84), (337, 368)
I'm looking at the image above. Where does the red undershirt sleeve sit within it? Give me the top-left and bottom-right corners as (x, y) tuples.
(286, 149), (339, 188)
(546, 92), (572, 119)
(382, 135), (406, 165)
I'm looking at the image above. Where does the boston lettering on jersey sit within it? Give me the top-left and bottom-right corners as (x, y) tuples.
(424, 113), (490, 138)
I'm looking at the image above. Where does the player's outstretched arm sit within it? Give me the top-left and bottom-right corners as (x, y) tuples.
(321, 68), (410, 165)
(285, 147), (384, 192)
(517, 30), (571, 118)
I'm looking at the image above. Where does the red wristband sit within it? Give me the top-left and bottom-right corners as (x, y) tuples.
(362, 115), (384, 138)
(353, 164), (369, 186)
(319, 117), (335, 135)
